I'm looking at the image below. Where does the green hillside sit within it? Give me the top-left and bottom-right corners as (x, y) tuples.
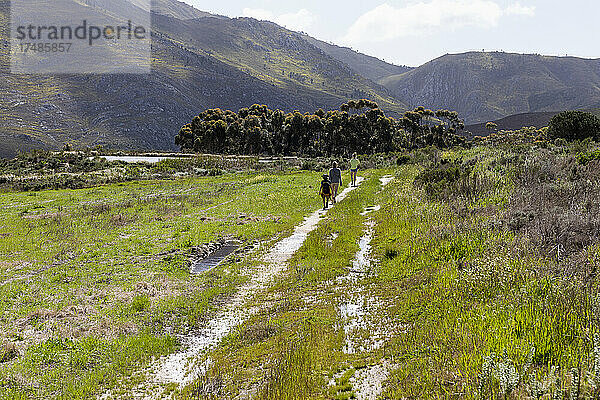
(465, 108), (600, 136)
(0, 0), (407, 158)
(301, 34), (413, 81)
(380, 51), (600, 123)
(150, 0), (215, 19)
(153, 14), (405, 113)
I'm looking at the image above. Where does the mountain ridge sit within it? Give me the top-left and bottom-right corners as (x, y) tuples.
(380, 51), (600, 123)
(300, 34), (413, 82)
(1, 0), (600, 157)
(0, 0), (406, 158)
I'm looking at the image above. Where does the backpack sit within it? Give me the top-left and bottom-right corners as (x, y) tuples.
(321, 180), (331, 195)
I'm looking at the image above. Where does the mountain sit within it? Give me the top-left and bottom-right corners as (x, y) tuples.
(464, 111), (558, 136)
(0, 0), (406, 158)
(301, 34), (413, 82)
(151, 14), (405, 114)
(465, 108), (600, 137)
(380, 52), (600, 124)
(3, 0), (600, 158)
(150, 0), (214, 20)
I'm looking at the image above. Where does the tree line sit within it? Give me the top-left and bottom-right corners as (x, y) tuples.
(175, 100), (467, 156)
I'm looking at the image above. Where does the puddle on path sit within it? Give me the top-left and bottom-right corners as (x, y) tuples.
(343, 223), (374, 281)
(336, 175), (397, 397)
(141, 178), (366, 395)
(379, 175), (394, 186)
(338, 219), (381, 355)
(360, 205), (381, 216)
(339, 299), (365, 354)
(339, 295), (387, 355)
(190, 241), (241, 274)
(358, 176), (392, 216)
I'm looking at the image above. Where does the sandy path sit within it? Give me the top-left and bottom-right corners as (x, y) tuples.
(138, 177), (365, 397)
(338, 175), (396, 400)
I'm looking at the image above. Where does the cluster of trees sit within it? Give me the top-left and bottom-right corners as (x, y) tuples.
(397, 106), (466, 149)
(472, 126), (547, 146)
(547, 111), (600, 141)
(477, 111), (600, 146)
(175, 101), (467, 156)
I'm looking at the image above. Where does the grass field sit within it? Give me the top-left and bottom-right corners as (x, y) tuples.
(181, 144), (600, 399)
(3, 142), (600, 399)
(0, 170), (327, 398)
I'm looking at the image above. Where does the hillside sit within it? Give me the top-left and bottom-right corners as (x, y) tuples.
(150, 0), (215, 19)
(152, 14), (405, 113)
(464, 111), (558, 136)
(464, 108), (600, 136)
(380, 52), (600, 123)
(0, 16), (338, 157)
(301, 34), (412, 81)
(0, 0), (406, 158)
(4, 1), (600, 158)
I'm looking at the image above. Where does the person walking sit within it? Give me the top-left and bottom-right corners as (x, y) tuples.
(318, 174), (332, 210)
(329, 161), (342, 204)
(350, 153), (360, 187)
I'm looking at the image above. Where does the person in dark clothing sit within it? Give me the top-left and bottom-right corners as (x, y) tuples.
(329, 162), (342, 204)
(319, 174), (332, 210)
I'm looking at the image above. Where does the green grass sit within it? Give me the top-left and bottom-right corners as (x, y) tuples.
(0, 170), (329, 398)
(180, 146), (600, 399)
(194, 170), (389, 398)
(368, 164), (595, 398)
(4, 145), (600, 399)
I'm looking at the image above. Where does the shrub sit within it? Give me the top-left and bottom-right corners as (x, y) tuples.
(300, 160), (318, 171)
(577, 150), (600, 165)
(396, 155), (411, 165)
(413, 162), (471, 200)
(554, 138), (568, 147)
(547, 111), (600, 141)
(414, 163), (465, 187)
(0, 342), (19, 363)
(414, 157), (498, 205)
(241, 322), (279, 345)
(384, 248), (399, 260)
(502, 151), (600, 263)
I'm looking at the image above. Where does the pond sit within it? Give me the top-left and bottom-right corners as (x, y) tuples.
(100, 155), (185, 164)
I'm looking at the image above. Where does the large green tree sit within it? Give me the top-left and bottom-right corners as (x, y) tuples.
(547, 111), (600, 141)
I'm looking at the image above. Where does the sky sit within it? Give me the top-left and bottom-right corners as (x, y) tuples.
(182, 0), (599, 67)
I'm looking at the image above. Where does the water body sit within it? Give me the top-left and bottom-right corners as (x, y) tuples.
(100, 155), (297, 164)
(100, 155), (183, 163)
(190, 241), (241, 274)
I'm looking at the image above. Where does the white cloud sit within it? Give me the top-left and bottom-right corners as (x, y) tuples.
(242, 8), (316, 33)
(505, 2), (536, 16)
(343, 0), (535, 43)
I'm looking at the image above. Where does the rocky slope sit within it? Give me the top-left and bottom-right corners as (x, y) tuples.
(0, 0), (406, 158)
(301, 34), (412, 82)
(380, 52), (600, 123)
